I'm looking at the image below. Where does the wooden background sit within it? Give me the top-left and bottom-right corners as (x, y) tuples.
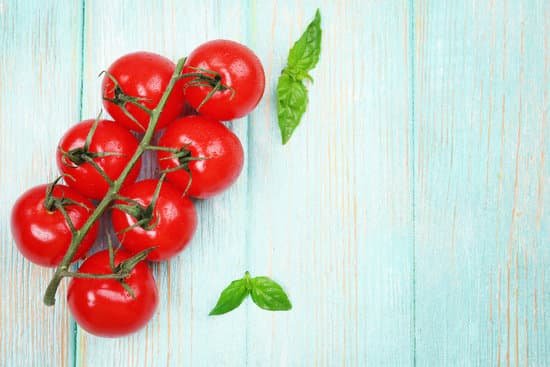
(0, 0), (548, 366)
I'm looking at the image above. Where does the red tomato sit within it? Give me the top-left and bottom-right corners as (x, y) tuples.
(157, 116), (244, 198)
(111, 180), (197, 261)
(56, 119), (141, 200)
(10, 184), (98, 267)
(183, 39), (265, 121)
(67, 249), (158, 337)
(102, 52), (185, 132)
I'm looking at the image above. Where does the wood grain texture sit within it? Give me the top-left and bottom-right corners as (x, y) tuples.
(1, 0), (548, 366)
(0, 1), (83, 366)
(246, 1), (413, 366)
(414, 0), (549, 365)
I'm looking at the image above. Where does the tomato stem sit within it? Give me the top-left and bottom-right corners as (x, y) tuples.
(84, 113), (102, 150)
(59, 271), (129, 280)
(43, 57), (188, 306)
(81, 155), (115, 187)
(43, 176), (65, 211)
(144, 145), (179, 153)
(54, 202), (78, 235)
(43, 176), (89, 218)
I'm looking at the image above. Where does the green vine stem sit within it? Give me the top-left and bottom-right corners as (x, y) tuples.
(43, 57), (187, 306)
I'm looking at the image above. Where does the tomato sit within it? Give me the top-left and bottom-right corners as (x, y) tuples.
(157, 116), (244, 198)
(102, 52), (185, 132)
(67, 249), (158, 337)
(111, 179), (197, 261)
(10, 184), (98, 267)
(183, 39), (265, 121)
(56, 119), (141, 200)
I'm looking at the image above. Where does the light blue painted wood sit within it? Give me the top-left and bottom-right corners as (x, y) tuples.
(414, 0), (549, 365)
(246, 1), (413, 366)
(1, 0), (548, 366)
(0, 1), (83, 366)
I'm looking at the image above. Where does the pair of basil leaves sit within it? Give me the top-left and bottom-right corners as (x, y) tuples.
(210, 271), (291, 315)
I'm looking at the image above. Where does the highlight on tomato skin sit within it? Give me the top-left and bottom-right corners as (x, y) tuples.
(111, 179), (198, 262)
(182, 39), (265, 121)
(56, 119), (142, 200)
(101, 51), (186, 133)
(67, 250), (159, 338)
(157, 115), (244, 199)
(10, 184), (99, 267)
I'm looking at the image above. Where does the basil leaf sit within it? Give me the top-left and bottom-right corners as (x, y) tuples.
(250, 276), (292, 311)
(209, 272), (292, 316)
(209, 278), (249, 315)
(277, 9), (322, 145)
(277, 73), (309, 145)
(287, 9), (322, 77)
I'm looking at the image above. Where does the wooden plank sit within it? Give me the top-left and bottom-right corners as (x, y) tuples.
(75, 1), (250, 366)
(0, 1), (83, 366)
(246, 1), (414, 366)
(4, 1), (547, 366)
(414, 0), (549, 365)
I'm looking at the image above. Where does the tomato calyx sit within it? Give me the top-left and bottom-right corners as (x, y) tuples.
(113, 175), (166, 232)
(168, 146), (209, 173)
(43, 176), (89, 220)
(181, 67), (235, 111)
(61, 146), (119, 167)
(101, 71), (153, 131)
(151, 145), (210, 195)
(174, 148), (194, 171)
(58, 116), (124, 186)
(151, 145), (210, 173)
(109, 245), (155, 298)
(113, 201), (158, 232)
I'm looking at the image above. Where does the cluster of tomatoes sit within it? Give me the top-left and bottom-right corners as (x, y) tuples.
(10, 40), (265, 337)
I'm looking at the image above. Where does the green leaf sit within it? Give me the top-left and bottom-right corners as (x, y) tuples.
(287, 9), (322, 76)
(209, 272), (292, 316)
(250, 276), (292, 311)
(276, 9), (322, 145)
(277, 73), (309, 145)
(209, 278), (250, 316)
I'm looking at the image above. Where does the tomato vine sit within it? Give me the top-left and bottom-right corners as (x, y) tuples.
(43, 57), (188, 305)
